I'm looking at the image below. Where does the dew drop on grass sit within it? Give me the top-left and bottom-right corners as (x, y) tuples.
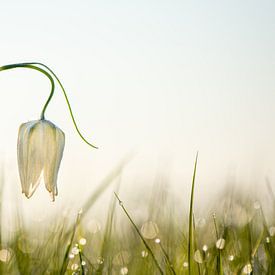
(68, 253), (74, 259)
(194, 250), (203, 264)
(81, 260), (86, 266)
(141, 221), (159, 239)
(228, 255), (234, 261)
(216, 238), (225, 249)
(71, 247), (79, 255)
(71, 263), (79, 271)
(242, 263), (252, 274)
(0, 249), (12, 262)
(253, 201), (261, 210)
(197, 218), (206, 228)
(202, 245), (208, 252)
(78, 208), (83, 215)
(79, 238), (87, 245)
(183, 262), (188, 268)
(155, 238), (161, 244)
(266, 237), (270, 243)
(141, 250), (148, 258)
(120, 267), (128, 275)
(113, 251), (131, 266)
(97, 257), (104, 264)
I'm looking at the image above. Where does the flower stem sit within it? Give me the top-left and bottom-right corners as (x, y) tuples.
(0, 63), (54, 120)
(28, 62), (98, 149)
(0, 62), (98, 149)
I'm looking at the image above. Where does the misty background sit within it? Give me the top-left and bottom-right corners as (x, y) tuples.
(0, 0), (274, 219)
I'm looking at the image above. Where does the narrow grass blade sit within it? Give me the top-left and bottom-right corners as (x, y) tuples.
(188, 152), (198, 275)
(159, 242), (176, 275)
(80, 154), (133, 222)
(60, 211), (81, 274)
(97, 177), (121, 273)
(114, 192), (164, 275)
(213, 213), (223, 275)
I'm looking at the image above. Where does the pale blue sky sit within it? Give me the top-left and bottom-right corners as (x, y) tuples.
(0, 0), (275, 210)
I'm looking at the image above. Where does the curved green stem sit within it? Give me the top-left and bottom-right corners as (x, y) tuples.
(25, 62), (98, 149)
(0, 63), (54, 120)
(0, 62), (98, 149)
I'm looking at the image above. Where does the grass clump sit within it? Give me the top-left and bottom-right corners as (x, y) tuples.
(0, 158), (274, 275)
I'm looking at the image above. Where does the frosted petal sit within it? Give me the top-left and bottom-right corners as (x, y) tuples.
(42, 121), (65, 201)
(17, 120), (43, 197)
(24, 122), (45, 198)
(17, 122), (30, 193)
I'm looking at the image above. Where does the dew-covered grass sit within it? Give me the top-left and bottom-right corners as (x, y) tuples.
(0, 158), (274, 275)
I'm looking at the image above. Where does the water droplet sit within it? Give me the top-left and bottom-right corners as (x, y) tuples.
(120, 267), (128, 275)
(113, 251), (131, 265)
(183, 262), (188, 268)
(79, 238), (87, 245)
(68, 253), (74, 259)
(194, 250), (203, 264)
(141, 250), (148, 258)
(155, 238), (161, 244)
(119, 201), (123, 206)
(242, 263), (252, 274)
(228, 255), (234, 261)
(269, 226), (275, 236)
(197, 218), (206, 228)
(266, 237), (270, 243)
(202, 245), (208, 252)
(216, 238), (225, 249)
(253, 201), (261, 210)
(78, 208), (83, 215)
(97, 257), (104, 264)
(141, 221), (159, 239)
(81, 260), (86, 266)
(71, 263), (79, 271)
(0, 249), (12, 262)
(71, 247), (79, 255)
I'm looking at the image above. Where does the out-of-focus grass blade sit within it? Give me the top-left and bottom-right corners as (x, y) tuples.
(60, 211), (81, 274)
(114, 192), (164, 275)
(97, 176), (121, 273)
(188, 152), (198, 275)
(59, 155), (133, 274)
(213, 213), (223, 275)
(265, 178), (275, 211)
(80, 154), (133, 221)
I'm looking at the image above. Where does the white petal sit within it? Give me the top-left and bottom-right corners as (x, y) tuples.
(17, 120), (65, 200)
(17, 122), (30, 194)
(41, 121), (65, 201)
(17, 120), (44, 198)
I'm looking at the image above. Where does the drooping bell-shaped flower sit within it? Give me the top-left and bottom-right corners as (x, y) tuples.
(17, 119), (65, 201)
(1, 62), (97, 201)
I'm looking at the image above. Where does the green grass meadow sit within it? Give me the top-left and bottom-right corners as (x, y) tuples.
(0, 157), (274, 275)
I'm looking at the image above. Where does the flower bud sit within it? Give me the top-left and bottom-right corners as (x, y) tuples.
(17, 120), (65, 201)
